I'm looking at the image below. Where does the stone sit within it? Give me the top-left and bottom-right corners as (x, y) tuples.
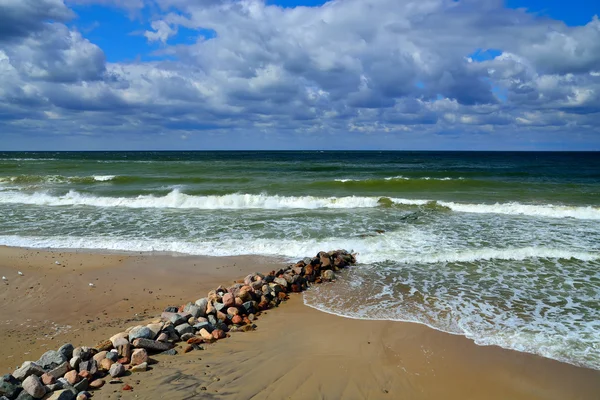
(192, 322), (213, 332)
(76, 392), (91, 400)
(242, 301), (256, 314)
(92, 352), (107, 364)
(77, 361), (97, 376)
(36, 351), (67, 371)
(222, 293), (234, 308)
(46, 382), (63, 392)
(180, 333), (194, 342)
(156, 333), (169, 342)
(15, 391), (34, 400)
(226, 307), (239, 317)
(168, 313), (190, 326)
(234, 297), (243, 307)
(207, 314), (217, 326)
(146, 323), (163, 339)
(108, 363), (125, 378)
(0, 374), (22, 399)
(77, 371), (91, 382)
(194, 298), (208, 316)
(205, 302), (215, 315)
(47, 362), (70, 380)
(46, 389), (76, 400)
(198, 329), (213, 341)
(322, 270), (335, 281)
(216, 311), (227, 322)
(72, 348), (93, 362)
(128, 326), (153, 342)
(132, 338), (172, 352)
(273, 277), (288, 288)
(63, 371), (79, 386)
(109, 333), (129, 348)
(183, 345), (193, 354)
(232, 315), (243, 325)
(99, 359), (113, 372)
(88, 380), (105, 390)
(68, 357), (81, 371)
(116, 343), (131, 361)
(214, 302), (226, 313)
(174, 323), (194, 337)
(238, 286), (253, 302)
(130, 349), (148, 366)
(105, 352), (118, 362)
(183, 303), (202, 318)
(13, 362), (44, 381)
(41, 374), (55, 386)
(57, 344), (74, 361)
(130, 363), (147, 373)
(164, 306), (178, 313)
(73, 378), (88, 392)
(95, 340), (113, 352)
(186, 337), (203, 345)
(122, 384), (133, 391)
(160, 349), (178, 356)
(22, 376), (45, 399)
(212, 330), (226, 340)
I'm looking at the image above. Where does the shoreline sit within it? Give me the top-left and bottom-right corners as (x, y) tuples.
(1, 245), (599, 399)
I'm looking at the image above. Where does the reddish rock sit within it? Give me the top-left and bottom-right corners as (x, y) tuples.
(226, 307), (239, 317)
(320, 256), (332, 268)
(65, 370), (81, 385)
(186, 337), (203, 345)
(291, 284), (301, 293)
(222, 293), (234, 308)
(242, 316), (252, 325)
(232, 315), (242, 325)
(278, 292), (288, 300)
(183, 345), (193, 353)
(78, 370), (92, 381)
(156, 332), (168, 342)
(258, 300), (269, 310)
(41, 373), (55, 385)
(216, 311), (227, 322)
(117, 357), (130, 364)
(131, 349), (148, 366)
(89, 379), (105, 389)
(212, 330), (226, 340)
(304, 265), (314, 275)
(122, 384), (133, 391)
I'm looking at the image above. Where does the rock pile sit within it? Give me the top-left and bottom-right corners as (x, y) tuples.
(0, 250), (355, 400)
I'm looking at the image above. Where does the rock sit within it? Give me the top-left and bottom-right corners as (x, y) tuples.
(242, 301), (256, 314)
(207, 314), (217, 326)
(214, 302), (226, 313)
(160, 349), (178, 356)
(130, 349), (148, 366)
(226, 307), (239, 317)
(92, 352), (107, 364)
(0, 374), (22, 399)
(128, 326), (153, 342)
(222, 293), (235, 308)
(108, 363), (125, 378)
(41, 374), (55, 386)
(76, 391), (91, 400)
(116, 343), (131, 361)
(99, 359), (113, 372)
(174, 323), (194, 337)
(212, 330), (226, 340)
(186, 337), (203, 345)
(194, 298), (208, 316)
(57, 344), (74, 362)
(322, 270), (335, 281)
(168, 313), (190, 326)
(88, 379), (105, 390)
(122, 384), (132, 391)
(68, 357), (80, 371)
(46, 382), (63, 392)
(146, 323), (163, 339)
(273, 277), (288, 288)
(130, 363), (147, 373)
(77, 361), (97, 376)
(156, 333), (169, 342)
(320, 256), (332, 268)
(36, 351), (67, 371)
(183, 345), (193, 353)
(47, 362), (70, 380)
(198, 329), (213, 341)
(192, 322), (213, 332)
(95, 340), (112, 352)
(234, 297), (243, 307)
(73, 378), (88, 392)
(63, 371), (79, 386)
(183, 304), (202, 318)
(232, 315), (243, 325)
(15, 390), (34, 400)
(109, 333), (129, 348)
(22, 376), (45, 399)
(238, 286), (253, 302)
(180, 333), (194, 342)
(72, 348), (93, 363)
(205, 302), (215, 315)
(164, 306), (178, 313)
(105, 352), (118, 362)
(46, 389), (76, 400)
(13, 362), (44, 381)
(216, 311), (227, 322)
(132, 338), (172, 352)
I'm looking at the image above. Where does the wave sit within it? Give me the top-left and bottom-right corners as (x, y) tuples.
(0, 189), (598, 219)
(334, 176), (463, 183)
(0, 175), (117, 184)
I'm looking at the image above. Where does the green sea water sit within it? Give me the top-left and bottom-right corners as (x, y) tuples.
(1, 151), (599, 369)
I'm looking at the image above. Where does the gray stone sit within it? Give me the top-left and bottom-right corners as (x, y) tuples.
(13, 362), (44, 381)
(73, 379), (88, 393)
(68, 357), (80, 371)
(207, 315), (217, 326)
(57, 344), (74, 361)
(168, 314), (188, 326)
(164, 306), (178, 313)
(131, 338), (172, 352)
(214, 302), (226, 312)
(76, 391), (92, 400)
(214, 322), (229, 332)
(77, 361), (97, 376)
(192, 322), (213, 332)
(128, 326), (153, 342)
(174, 323), (194, 336)
(105, 352), (118, 362)
(194, 298), (208, 317)
(0, 374), (22, 400)
(72, 348), (92, 362)
(46, 389), (76, 400)
(47, 362), (70, 380)
(36, 351), (66, 371)
(21, 376), (45, 399)
(15, 390), (34, 400)
(160, 349), (178, 356)
(46, 382), (64, 392)
(180, 333), (194, 342)
(322, 270), (335, 281)
(183, 303), (202, 318)
(145, 323), (163, 339)
(273, 277), (288, 288)
(108, 363), (124, 378)
(242, 301), (256, 314)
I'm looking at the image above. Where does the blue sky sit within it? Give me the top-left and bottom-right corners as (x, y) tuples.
(1, 0), (599, 150)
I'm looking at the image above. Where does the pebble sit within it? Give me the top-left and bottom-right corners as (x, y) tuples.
(122, 384), (133, 391)
(212, 330), (226, 340)
(108, 363), (125, 378)
(159, 349), (177, 356)
(92, 351), (107, 364)
(156, 332), (169, 342)
(76, 391), (92, 400)
(73, 378), (88, 392)
(88, 379), (105, 389)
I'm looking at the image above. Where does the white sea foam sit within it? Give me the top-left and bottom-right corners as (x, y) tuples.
(92, 175), (116, 182)
(0, 189), (598, 219)
(334, 176), (462, 182)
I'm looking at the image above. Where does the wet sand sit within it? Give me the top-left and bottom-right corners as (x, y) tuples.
(1, 246), (599, 399)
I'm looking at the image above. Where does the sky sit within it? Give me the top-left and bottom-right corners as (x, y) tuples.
(0, 0), (599, 150)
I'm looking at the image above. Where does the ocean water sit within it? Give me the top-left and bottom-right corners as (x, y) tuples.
(1, 151), (599, 369)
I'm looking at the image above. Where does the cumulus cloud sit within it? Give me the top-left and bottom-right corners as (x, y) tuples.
(1, 0), (599, 149)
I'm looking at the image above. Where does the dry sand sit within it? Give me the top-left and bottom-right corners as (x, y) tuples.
(1, 246), (599, 400)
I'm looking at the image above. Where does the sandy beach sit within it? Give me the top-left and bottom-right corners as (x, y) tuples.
(1, 246), (599, 400)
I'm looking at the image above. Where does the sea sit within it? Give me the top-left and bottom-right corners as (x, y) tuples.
(0, 151), (599, 370)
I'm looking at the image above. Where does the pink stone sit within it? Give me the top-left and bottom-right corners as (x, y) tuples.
(64, 370), (80, 385)
(130, 349), (148, 366)
(222, 293), (234, 308)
